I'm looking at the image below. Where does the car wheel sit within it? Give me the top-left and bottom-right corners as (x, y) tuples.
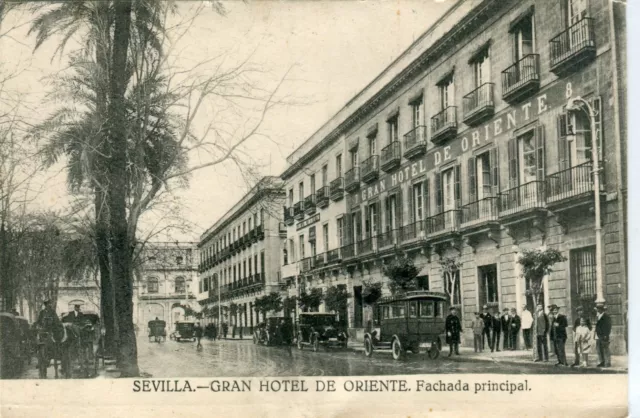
(392, 338), (405, 361)
(364, 337), (374, 357)
(312, 336), (319, 352)
(428, 342), (440, 360)
(297, 334), (304, 350)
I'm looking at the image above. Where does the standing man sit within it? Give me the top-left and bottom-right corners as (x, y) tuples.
(595, 304), (612, 368)
(222, 322), (228, 339)
(69, 304), (84, 324)
(571, 306), (592, 367)
(551, 305), (568, 366)
(36, 300), (58, 328)
(445, 306), (462, 357)
(533, 304), (549, 362)
(194, 322), (203, 350)
(521, 304), (533, 350)
(481, 305), (492, 352)
(500, 308), (511, 350)
(509, 308), (521, 351)
(491, 311), (502, 352)
(548, 305), (557, 359)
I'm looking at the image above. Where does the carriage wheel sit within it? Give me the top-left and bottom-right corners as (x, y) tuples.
(38, 345), (47, 379)
(392, 338), (405, 361)
(364, 337), (374, 357)
(428, 341), (440, 360)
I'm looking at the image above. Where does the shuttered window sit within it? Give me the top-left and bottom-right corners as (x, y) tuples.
(571, 246), (596, 298)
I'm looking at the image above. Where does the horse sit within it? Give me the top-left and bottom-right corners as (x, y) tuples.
(35, 314), (84, 379)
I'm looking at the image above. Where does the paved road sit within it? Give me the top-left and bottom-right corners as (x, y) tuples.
(136, 337), (619, 378)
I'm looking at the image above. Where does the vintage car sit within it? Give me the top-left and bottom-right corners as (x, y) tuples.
(364, 291), (448, 361)
(173, 321), (196, 342)
(253, 317), (294, 346)
(295, 312), (348, 352)
(148, 319), (167, 342)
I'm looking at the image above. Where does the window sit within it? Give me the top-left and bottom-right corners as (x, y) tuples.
(289, 239), (296, 262)
(472, 48), (491, 87)
(336, 154), (342, 177)
(310, 174), (316, 194)
(350, 147), (359, 168)
(243, 222), (246, 235)
(248, 217), (252, 231)
(175, 277), (186, 294)
(288, 189), (294, 206)
(243, 260), (247, 278)
(513, 15), (535, 60)
(387, 116), (399, 144)
(233, 266), (236, 281)
(411, 97), (424, 128)
(299, 235), (305, 259)
(298, 181), (304, 201)
(417, 275), (429, 290)
(323, 223), (329, 252)
(337, 217), (344, 247)
(260, 252), (265, 276)
(147, 277), (159, 293)
(391, 304), (405, 318)
(571, 246), (596, 298)
(365, 202), (379, 237)
(254, 254), (258, 274)
(519, 131), (537, 184)
(282, 247), (288, 266)
(310, 240), (317, 257)
(368, 134), (377, 157)
(176, 256), (183, 265)
(385, 194), (398, 231)
(438, 74), (455, 110)
(409, 301), (418, 318)
(444, 270), (461, 306)
(478, 264), (499, 306)
(412, 183), (424, 221)
(322, 165), (328, 187)
(420, 300), (434, 317)
(203, 277), (209, 292)
(248, 258), (252, 276)
(568, 0), (587, 26)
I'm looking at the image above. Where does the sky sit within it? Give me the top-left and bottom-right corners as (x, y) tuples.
(1, 0), (455, 242)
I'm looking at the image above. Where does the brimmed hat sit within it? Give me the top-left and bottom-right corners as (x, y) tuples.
(502, 308), (509, 312)
(449, 306), (457, 311)
(510, 307), (517, 313)
(595, 303), (607, 311)
(549, 304), (559, 311)
(482, 304), (488, 310)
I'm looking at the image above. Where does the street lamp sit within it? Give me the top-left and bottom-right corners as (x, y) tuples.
(566, 96), (604, 305)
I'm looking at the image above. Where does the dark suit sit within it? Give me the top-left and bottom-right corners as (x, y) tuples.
(445, 314), (462, 355)
(68, 310), (84, 324)
(509, 315), (521, 350)
(548, 313), (557, 356)
(491, 317), (501, 352)
(500, 314), (510, 350)
(595, 312), (612, 367)
(535, 312), (549, 361)
(553, 313), (568, 365)
(481, 313), (492, 351)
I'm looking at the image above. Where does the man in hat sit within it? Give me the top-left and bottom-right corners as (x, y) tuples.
(550, 305), (568, 366)
(548, 305), (557, 358)
(445, 306), (462, 357)
(500, 308), (511, 350)
(36, 300), (58, 328)
(480, 305), (492, 351)
(533, 304), (549, 362)
(521, 304), (533, 350)
(571, 306), (592, 367)
(69, 304), (84, 324)
(595, 304), (612, 367)
(509, 308), (521, 351)
(491, 311), (502, 352)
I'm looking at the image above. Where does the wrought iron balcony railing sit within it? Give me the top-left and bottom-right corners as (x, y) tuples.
(359, 236), (374, 255)
(462, 83), (494, 126)
(361, 155), (380, 183)
(404, 125), (427, 159)
(546, 161), (599, 203)
(341, 243), (356, 259)
(550, 18), (596, 74)
(380, 141), (401, 172)
(377, 229), (397, 249)
(430, 106), (457, 144)
(425, 209), (461, 237)
(316, 186), (329, 208)
(329, 177), (344, 201)
(327, 248), (342, 264)
(304, 194), (316, 215)
(501, 54), (540, 103)
(499, 180), (546, 216)
(399, 221), (425, 243)
(293, 201), (304, 220)
(345, 167), (361, 192)
(283, 206), (294, 225)
(460, 197), (499, 228)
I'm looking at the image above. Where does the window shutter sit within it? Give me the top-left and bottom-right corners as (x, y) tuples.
(507, 137), (518, 189)
(364, 205), (370, 238)
(384, 197), (390, 233)
(454, 164), (461, 208)
(408, 184), (414, 223)
(490, 147), (499, 197)
(396, 188), (404, 229)
(355, 211), (362, 241)
(375, 202), (381, 236)
(435, 172), (443, 214)
(557, 114), (570, 171)
(424, 177), (431, 218)
(343, 213), (352, 245)
(535, 125), (546, 182)
(467, 157), (477, 203)
(592, 96), (602, 160)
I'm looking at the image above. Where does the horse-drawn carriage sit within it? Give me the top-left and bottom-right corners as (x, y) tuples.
(148, 319), (167, 342)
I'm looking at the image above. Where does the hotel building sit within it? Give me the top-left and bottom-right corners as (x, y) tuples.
(196, 177), (286, 335)
(279, 0), (626, 352)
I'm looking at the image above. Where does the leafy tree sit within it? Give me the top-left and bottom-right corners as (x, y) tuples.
(323, 286), (349, 313)
(254, 292), (283, 322)
(518, 248), (567, 305)
(439, 256), (462, 307)
(229, 302), (238, 326)
(299, 288), (323, 312)
(362, 280), (383, 306)
(383, 256), (420, 295)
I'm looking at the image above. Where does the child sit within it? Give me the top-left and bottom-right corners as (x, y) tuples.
(471, 312), (484, 353)
(574, 317), (592, 367)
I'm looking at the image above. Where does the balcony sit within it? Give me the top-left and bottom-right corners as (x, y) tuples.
(256, 224), (265, 240)
(377, 229), (397, 250)
(460, 197), (499, 231)
(361, 155), (380, 183)
(550, 18), (596, 75)
(341, 243), (356, 260)
(499, 180), (546, 221)
(300, 257), (315, 273)
(329, 177), (344, 201)
(463, 83), (495, 126)
(546, 161), (602, 210)
(430, 106), (457, 145)
(502, 54), (540, 103)
(358, 236), (374, 256)
(316, 186), (330, 208)
(278, 222), (287, 237)
(326, 248), (342, 264)
(304, 194), (317, 215)
(399, 221), (425, 246)
(345, 167), (361, 192)
(293, 201), (304, 220)
(284, 206), (294, 226)
(380, 142), (401, 172)
(315, 252), (326, 268)
(404, 125), (428, 159)
(425, 210), (461, 239)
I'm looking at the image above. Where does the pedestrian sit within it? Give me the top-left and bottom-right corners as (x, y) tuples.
(521, 304), (533, 350)
(500, 308), (510, 350)
(551, 305), (568, 366)
(481, 305), (492, 351)
(509, 308), (521, 351)
(194, 322), (203, 350)
(574, 317), (592, 367)
(471, 312), (484, 353)
(222, 322), (228, 339)
(533, 304), (549, 362)
(571, 307), (591, 367)
(491, 311), (502, 352)
(595, 304), (612, 367)
(239, 325), (243, 340)
(445, 306), (462, 357)
(548, 305), (557, 358)
(212, 324), (218, 341)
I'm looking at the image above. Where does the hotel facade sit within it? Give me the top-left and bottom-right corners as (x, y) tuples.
(279, 0), (627, 352)
(196, 177), (286, 335)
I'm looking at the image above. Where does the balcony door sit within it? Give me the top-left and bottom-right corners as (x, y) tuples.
(442, 168), (456, 228)
(439, 76), (454, 111)
(514, 16), (535, 61)
(568, 0), (587, 25)
(322, 165), (328, 187)
(350, 147), (359, 168)
(412, 98), (423, 129)
(368, 135), (376, 157)
(310, 174), (316, 195)
(518, 130), (538, 205)
(473, 48), (491, 88)
(385, 194), (397, 231)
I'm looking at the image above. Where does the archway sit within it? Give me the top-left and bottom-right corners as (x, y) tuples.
(143, 303), (165, 325)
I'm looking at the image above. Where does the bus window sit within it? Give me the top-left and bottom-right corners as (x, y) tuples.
(409, 301), (418, 318)
(421, 300), (434, 317)
(382, 306), (389, 319)
(392, 304), (405, 318)
(436, 301), (445, 317)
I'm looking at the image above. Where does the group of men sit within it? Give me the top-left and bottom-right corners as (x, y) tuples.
(471, 305), (522, 353)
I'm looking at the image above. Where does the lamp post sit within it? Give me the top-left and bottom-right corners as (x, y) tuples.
(184, 277), (192, 319)
(566, 96), (604, 304)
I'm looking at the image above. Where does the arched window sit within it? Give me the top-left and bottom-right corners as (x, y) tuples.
(148, 277), (159, 293)
(175, 277), (186, 294)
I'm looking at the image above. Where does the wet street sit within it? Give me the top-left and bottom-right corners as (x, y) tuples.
(136, 337), (620, 377)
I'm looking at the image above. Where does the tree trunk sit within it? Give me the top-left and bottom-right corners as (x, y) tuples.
(95, 191), (116, 356)
(108, 0), (137, 377)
